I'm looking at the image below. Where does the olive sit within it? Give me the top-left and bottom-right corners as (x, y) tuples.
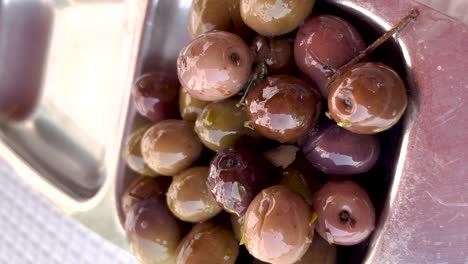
(240, 0), (316, 37)
(313, 181), (376, 246)
(250, 36), (293, 75)
(122, 126), (158, 176)
(245, 75), (322, 143)
(121, 176), (171, 217)
(230, 214), (244, 241)
(295, 234), (337, 264)
(328, 62), (408, 134)
(295, 15), (365, 97)
(279, 167), (314, 205)
(176, 222), (239, 264)
(207, 147), (271, 216)
(243, 186), (313, 264)
(177, 31), (253, 101)
(195, 98), (259, 152)
(262, 145), (299, 169)
(179, 87), (209, 121)
(302, 121), (380, 175)
(132, 72), (180, 122)
(125, 198), (182, 264)
(141, 120), (203, 176)
(167, 166), (222, 222)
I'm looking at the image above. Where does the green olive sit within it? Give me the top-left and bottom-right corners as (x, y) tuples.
(230, 214), (244, 241)
(122, 126), (158, 177)
(176, 222), (239, 264)
(195, 98), (259, 152)
(179, 87), (209, 121)
(240, 0), (316, 37)
(167, 166), (222, 222)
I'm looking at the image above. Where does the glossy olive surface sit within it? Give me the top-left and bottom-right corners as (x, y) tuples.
(125, 198), (181, 264)
(295, 15), (365, 97)
(195, 98), (257, 152)
(243, 185), (313, 264)
(122, 126), (158, 177)
(132, 72), (180, 123)
(251, 36), (293, 75)
(328, 62), (408, 134)
(240, 0), (316, 37)
(167, 166), (222, 222)
(141, 120), (203, 176)
(121, 176), (171, 217)
(295, 234), (337, 264)
(179, 87), (209, 121)
(207, 147), (270, 216)
(245, 75), (322, 143)
(175, 222), (239, 264)
(313, 181), (375, 246)
(177, 31), (253, 101)
(302, 121), (380, 175)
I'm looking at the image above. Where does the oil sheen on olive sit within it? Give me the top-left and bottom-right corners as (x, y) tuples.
(195, 98), (258, 152)
(122, 126), (158, 177)
(175, 222), (239, 264)
(141, 120), (203, 176)
(328, 62), (408, 134)
(245, 75), (322, 143)
(302, 121), (380, 175)
(125, 198), (182, 264)
(240, 0), (316, 37)
(132, 72), (180, 123)
(179, 87), (209, 121)
(251, 36), (294, 75)
(177, 31), (253, 101)
(313, 181), (376, 246)
(167, 166), (222, 222)
(294, 15), (365, 97)
(243, 185), (313, 264)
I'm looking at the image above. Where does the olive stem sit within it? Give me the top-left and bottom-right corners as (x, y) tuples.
(326, 8), (419, 89)
(237, 62), (268, 108)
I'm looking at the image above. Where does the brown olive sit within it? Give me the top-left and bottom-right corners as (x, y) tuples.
(328, 62), (408, 134)
(251, 36), (293, 75)
(179, 86), (209, 121)
(125, 198), (182, 264)
(295, 234), (337, 264)
(195, 98), (259, 152)
(141, 120), (203, 176)
(167, 166), (222, 222)
(230, 214), (244, 241)
(243, 185), (313, 264)
(177, 31), (253, 101)
(122, 126), (158, 177)
(121, 176), (171, 217)
(245, 75), (322, 143)
(176, 222), (239, 264)
(313, 181), (375, 246)
(240, 0), (316, 37)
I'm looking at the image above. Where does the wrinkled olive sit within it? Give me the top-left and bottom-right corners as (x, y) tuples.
(243, 185), (313, 264)
(313, 181), (376, 246)
(121, 176), (171, 217)
(251, 36), (293, 75)
(132, 72), (180, 122)
(245, 75), (322, 143)
(176, 222), (239, 264)
(328, 62), (408, 134)
(179, 87), (209, 121)
(141, 120), (203, 176)
(125, 198), (182, 264)
(167, 166), (222, 222)
(296, 234), (337, 264)
(240, 0), (316, 37)
(195, 98), (258, 152)
(177, 31), (253, 101)
(122, 126), (158, 176)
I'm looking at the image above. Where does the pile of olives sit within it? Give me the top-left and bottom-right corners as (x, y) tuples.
(121, 1), (410, 263)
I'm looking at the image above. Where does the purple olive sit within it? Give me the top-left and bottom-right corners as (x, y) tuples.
(302, 121), (380, 175)
(313, 181), (376, 246)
